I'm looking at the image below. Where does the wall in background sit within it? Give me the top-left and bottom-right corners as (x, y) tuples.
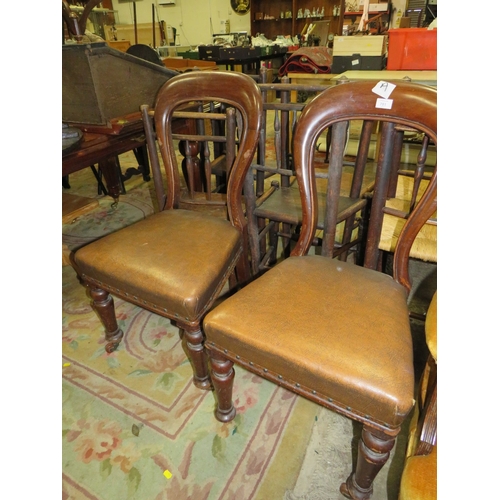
(111, 0), (251, 47)
(109, 1), (418, 48)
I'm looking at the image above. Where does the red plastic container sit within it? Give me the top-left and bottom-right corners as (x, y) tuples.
(386, 28), (437, 70)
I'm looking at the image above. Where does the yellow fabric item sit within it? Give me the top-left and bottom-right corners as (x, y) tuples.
(399, 445), (437, 500)
(399, 291), (437, 499)
(425, 292), (437, 362)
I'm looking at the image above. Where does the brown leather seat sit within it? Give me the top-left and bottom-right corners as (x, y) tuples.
(74, 71), (262, 389)
(206, 255), (414, 427)
(203, 80), (437, 499)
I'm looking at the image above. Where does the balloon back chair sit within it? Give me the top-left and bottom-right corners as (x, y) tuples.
(73, 71), (262, 390)
(203, 80), (437, 499)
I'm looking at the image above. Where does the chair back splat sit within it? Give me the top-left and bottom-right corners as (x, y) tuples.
(74, 72), (262, 391)
(203, 80), (437, 500)
(292, 80), (437, 292)
(142, 71), (263, 282)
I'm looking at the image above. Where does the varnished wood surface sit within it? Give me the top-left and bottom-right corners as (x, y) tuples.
(62, 193), (99, 224)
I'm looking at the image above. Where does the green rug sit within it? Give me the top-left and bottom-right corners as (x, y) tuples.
(62, 165), (320, 500)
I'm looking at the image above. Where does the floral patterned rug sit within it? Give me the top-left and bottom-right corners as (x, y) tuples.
(62, 163), (320, 500)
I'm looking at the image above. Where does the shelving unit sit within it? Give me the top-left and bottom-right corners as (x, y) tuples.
(343, 2), (392, 34)
(251, 1), (346, 42)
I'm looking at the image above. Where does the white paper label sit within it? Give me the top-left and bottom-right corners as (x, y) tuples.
(352, 59), (360, 66)
(372, 81), (396, 99)
(375, 98), (393, 109)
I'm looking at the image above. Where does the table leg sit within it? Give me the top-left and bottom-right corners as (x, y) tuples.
(120, 145), (151, 182)
(98, 156), (122, 203)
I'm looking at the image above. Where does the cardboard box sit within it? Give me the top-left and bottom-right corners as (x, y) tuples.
(399, 17), (411, 28)
(358, 2), (389, 12)
(333, 35), (387, 56)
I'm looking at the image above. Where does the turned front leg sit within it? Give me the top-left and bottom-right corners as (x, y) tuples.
(209, 350), (236, 423)
(182, 324), (211, 390)
(89, 287), (123, 353)
(340, 426), (397, 500)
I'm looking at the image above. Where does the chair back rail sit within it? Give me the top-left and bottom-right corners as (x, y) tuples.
(291, 80), (437, 294)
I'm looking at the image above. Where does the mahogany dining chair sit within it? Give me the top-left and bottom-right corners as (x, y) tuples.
(72, 71), (262, 389)
(203, 80), (437, 499)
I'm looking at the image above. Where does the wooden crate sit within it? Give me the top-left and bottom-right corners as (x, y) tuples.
(62, 43), (177, 127)
(333, 35), (387, 56)
(106, 40), (131, 52)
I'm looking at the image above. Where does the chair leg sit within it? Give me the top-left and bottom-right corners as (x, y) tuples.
(209, 350), (236, 422)
(340, 426), (397, 500)
(181, 324), (211, 391)
(88, 287), (124, 353)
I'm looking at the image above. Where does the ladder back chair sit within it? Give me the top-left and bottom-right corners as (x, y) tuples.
(364, 116), (437, 271)
(141, 97), (238, 220)
(203, 80), (437, 500)
(73, 71), (262, 390)
(249, 69), (376, 274)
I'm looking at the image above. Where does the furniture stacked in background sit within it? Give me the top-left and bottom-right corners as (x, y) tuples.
(62, 42), (179, 210)
(248, 68), (376, 273)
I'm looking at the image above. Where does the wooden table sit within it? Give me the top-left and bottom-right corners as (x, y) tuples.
(288, 70), (437, 101)
(62, 117), (147, 203)
(336, 70), (437, 87)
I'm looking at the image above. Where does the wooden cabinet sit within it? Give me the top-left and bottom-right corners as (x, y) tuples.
(251, 1), (346, 41)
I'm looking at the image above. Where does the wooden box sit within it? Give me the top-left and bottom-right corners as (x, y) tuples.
(62, 43), (178, 128)
(332, 54), (386, 73)
(333, 35), (387, 56)
(106, 40), (131, 52)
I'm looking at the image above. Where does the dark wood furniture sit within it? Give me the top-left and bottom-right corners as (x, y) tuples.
(141, 100), (238, 217)
(247, 69), (375, 273)
(62, 41), (179, 200)
(203, 80), (437, 500)
(73, 72), (262, 392)
(62, 114), (148, 202)
(198, 50), (286, 74)
(251, 0), (346, 40)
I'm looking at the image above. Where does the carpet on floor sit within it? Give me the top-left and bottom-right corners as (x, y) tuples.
(62, 166), (321, 500)
(62, 148), (433, 500)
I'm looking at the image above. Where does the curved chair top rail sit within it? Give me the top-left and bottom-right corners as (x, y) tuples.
(152, 71), (263, 233)
(292, 80), (437, 293)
